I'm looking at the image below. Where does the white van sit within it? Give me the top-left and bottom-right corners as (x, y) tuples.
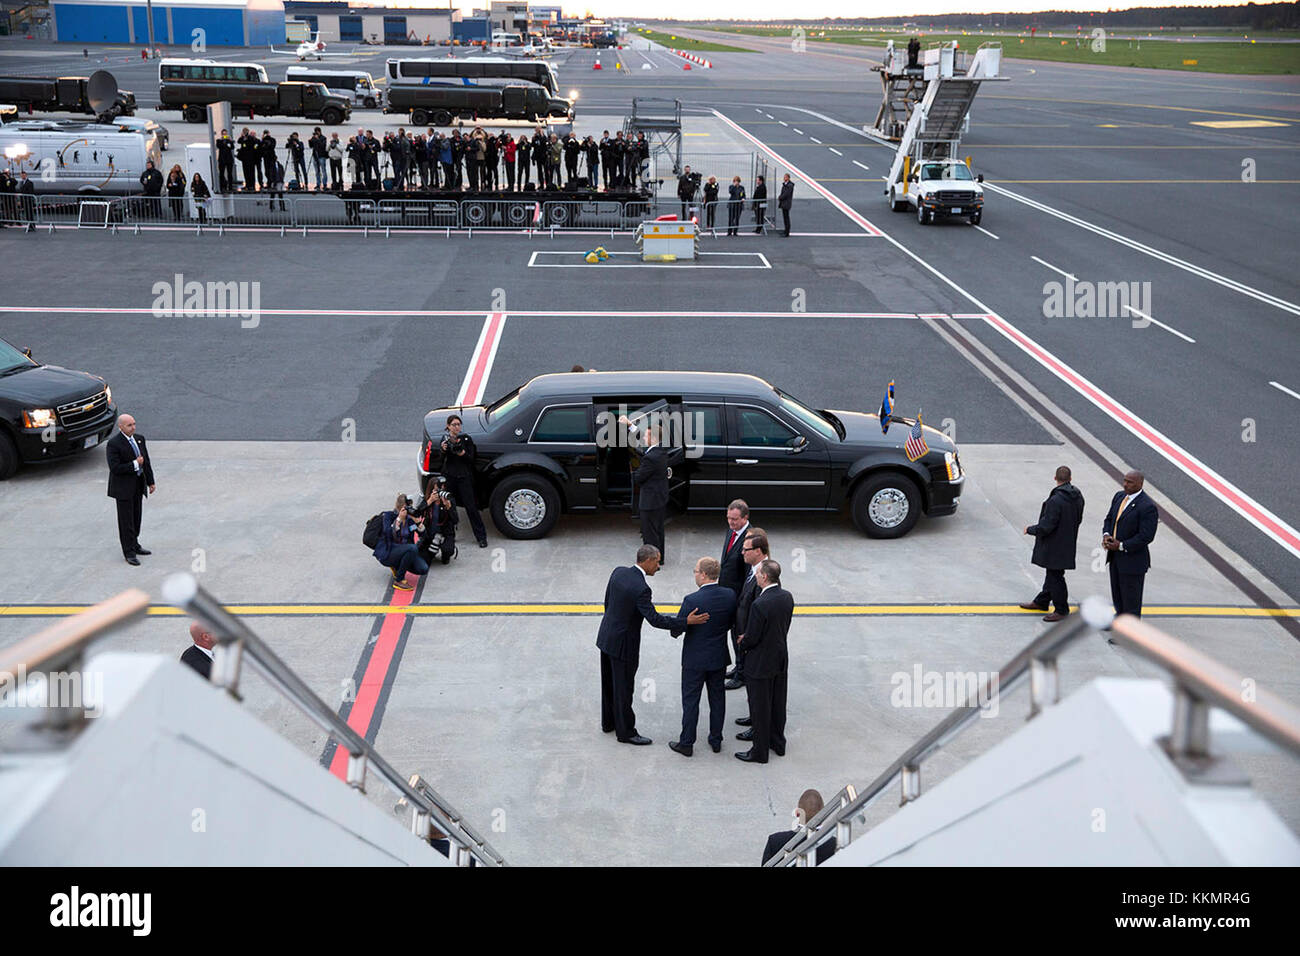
(0, 122), (162, 194)
(285, 67), (382, 109)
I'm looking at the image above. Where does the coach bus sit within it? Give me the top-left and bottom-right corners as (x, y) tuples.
(385, 57), (559, 97)
(158, 59), (269, 85)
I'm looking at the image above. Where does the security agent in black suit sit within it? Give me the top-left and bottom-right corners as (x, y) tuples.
(631, 422), (670, 563)
(597, 545), (709, 745)
(736, 559), (793, 764)
(1019, 465), (1085, 623)
(440, 413), (488, 548)
(777, 173), (794, 237)
(731, 528), (768, 706)
(668, 557), (737, 756)
(180, 621), (214, 680)
(1102, 470), (1159, 617)
(105, 413), (156, 565)
(761, 789), (837, 866)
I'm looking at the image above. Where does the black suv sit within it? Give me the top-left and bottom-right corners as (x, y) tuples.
(418, 371), (963, 540)
(0, 337), (117, 479)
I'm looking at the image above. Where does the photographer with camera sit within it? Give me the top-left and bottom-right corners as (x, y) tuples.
(678, 166), (701, 220)
(440, 414), (489, 549)
(373, 492), (429, 591)
(411, 477), (459, 565)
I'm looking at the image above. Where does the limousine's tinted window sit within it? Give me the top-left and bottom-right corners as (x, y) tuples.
(683, 404), (723, 445)
(533, 406), (592, 442)
(736, 408), (796, 447)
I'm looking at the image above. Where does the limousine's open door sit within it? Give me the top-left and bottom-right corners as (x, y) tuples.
(624, 399), (688, 515)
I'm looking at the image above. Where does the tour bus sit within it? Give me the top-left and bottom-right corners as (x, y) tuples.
(385, 57), (559, 97)
(158, 58), (269, 85)
(285, 66), (382, 109)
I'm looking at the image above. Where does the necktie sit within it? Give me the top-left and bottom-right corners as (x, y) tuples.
(727, 531), (736, 553)
(127, 436), (141, 474)
(1113, 496), (1132, 537)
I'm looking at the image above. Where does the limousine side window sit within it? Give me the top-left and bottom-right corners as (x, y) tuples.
(683, 404), (724, 446)
(532, 405), (592, 443)
(736, 408), (796, 447)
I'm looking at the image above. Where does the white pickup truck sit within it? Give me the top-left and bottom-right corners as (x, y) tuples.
(889, 157), (985, 226)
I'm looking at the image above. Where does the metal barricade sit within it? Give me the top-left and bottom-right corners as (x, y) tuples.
(540, 198), (625, 230)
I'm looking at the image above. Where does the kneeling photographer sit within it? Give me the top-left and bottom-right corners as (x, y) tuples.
(411, 477), (458, 565)
(439, 414), (488, 549)
(372, 492), (428, 591)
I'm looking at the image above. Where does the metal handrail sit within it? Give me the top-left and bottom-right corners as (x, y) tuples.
(767, 595), (1300, 866)
(161, 573), (505, 867)
(0, 589), (150, 679)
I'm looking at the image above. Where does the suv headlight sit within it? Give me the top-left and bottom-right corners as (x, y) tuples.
(105, 385), (113, 405)
(944, 450), (961, 480)
(22, 408), (56, 428)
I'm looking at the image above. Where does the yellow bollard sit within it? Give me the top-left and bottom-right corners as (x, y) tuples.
(902, 155), (910, 195)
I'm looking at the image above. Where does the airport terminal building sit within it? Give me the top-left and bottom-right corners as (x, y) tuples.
(49, 0), (285, 46)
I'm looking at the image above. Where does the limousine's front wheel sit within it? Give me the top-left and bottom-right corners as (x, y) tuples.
(851, 473), (921, 538)
(490, 473), (560, 539)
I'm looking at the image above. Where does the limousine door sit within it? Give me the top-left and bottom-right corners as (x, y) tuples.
(620, 399), (688, 514)
(725, 403), (831, 510)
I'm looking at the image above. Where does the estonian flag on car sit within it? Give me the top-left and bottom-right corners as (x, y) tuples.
(879, 380), (895, 433)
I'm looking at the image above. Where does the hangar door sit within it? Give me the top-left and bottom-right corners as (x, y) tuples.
(339, 15), (362, 41)
(172, 8), (243, 47)
(130, 4), (168, 43)
(56, 2), (130, 42)
(383, 16), (406, 43)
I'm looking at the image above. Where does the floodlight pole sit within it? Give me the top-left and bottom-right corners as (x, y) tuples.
(145, 0), (156, 53)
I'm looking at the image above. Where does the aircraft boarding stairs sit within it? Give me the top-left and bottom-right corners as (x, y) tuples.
(765, 598), (1300, 866)
(0, 575), (505, 866)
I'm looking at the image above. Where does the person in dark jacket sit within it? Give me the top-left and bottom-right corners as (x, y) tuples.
(138, 160), (162, 218)
(668, 557), (737, 756)
(181, 622), (215, 680)
(584, 135), (599, 185)
(778, 173), (794, 236)
(105, 412), (156, 564)
(364, 130), (381, 187)
(762, 789), (838, 866)
(439, 413), (487, 547)
(268, 158), (287, 211)
(597, 545), (706, 745)
(1019, 466), (1085, 622)
(736, 559), (793, 763)
(726, 176), (745, 236)
(729, 528), (768, 694)
(259, 130), (277, 188)
(164, 164), (186, 219)
(1102, 470), (1159, 618)
(0, 168), (16, 226)
(531, 128), (547, 188)
(286, 131), (307, 188)
(372, 493), (428, 590)
(308, 127), (328, 190)
(702, 176), (719, 229)
(237, 127), (260, 190)
(751, 174), (767, 233)
(484, 132), (499, 190)
(677, 165), (697, 219)
(215, 128), (236, 192)
(598, 131), (612, 189)
(630, 421), (671, 562)
(517, 134), (531, 188)
(190, 172), (211, 224)
(563, 132), (581, 184)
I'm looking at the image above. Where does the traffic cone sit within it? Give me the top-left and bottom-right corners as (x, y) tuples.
(683, 62), (692, 70)
(593, 60), (602, 70)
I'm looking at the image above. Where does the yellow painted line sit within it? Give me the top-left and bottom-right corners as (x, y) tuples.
(684, 132), (711, 136)
(1191, 119), (1289, 128)
(0, 603), (1295, 619)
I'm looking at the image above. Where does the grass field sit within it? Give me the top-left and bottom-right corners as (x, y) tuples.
(712, 26), (1300, 73)
(631, 28), (753, 53)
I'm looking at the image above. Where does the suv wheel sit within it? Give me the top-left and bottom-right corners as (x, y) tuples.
(490, 473), (560, 539)
(916, 201), (929, 225)
(0, 431), (17, 480)
(970, 211), (982, 226)
(851, 473), (921, 538)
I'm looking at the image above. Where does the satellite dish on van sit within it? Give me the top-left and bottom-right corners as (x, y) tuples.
(87, 70), (120, 120)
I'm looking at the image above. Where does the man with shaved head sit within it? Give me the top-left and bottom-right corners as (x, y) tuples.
(105, 414), (156, 566)
(181, 622), (214, 680)
(1102, 470), (1159, 617)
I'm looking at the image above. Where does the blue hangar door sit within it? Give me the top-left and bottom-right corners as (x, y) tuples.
(339, 15), (362, 41)
(171, 8), (244, 47)
(131, 5), (169, 43)
(56, 3), (130, 42)
(383, 16), (407, 43)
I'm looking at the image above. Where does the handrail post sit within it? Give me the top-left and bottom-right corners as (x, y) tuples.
(900, 763), (921, 805)
(346, 751), (367, 792)
(1028, 656), (1058, 718)
(410, 808), (430, 841)
(1168, 686), (1211, 758)
(453, 844), (472, 867)
(835, 817), (852, 850)
(211, 638), (244, 698)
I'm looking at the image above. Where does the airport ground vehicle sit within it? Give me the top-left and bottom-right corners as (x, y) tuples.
(417, 371), (963, 540)
(386, 84), (572, 126)
(0, 75), (136, 120)
(386, 57), (560, 96)
(285, 67), (382, 109)
(889, 157), (984, 225)
(158, 58), (268, 84)
(0, 337), (117, 480)
(0, 122), (161, 193)
(158, 81), (352, 125)
(111, 116), (169, 151)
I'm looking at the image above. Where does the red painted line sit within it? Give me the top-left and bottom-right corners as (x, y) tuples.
(457, 312), (507, 406)
(711, 109), (884, 237)
(5, 306), (929, 318)
(985, 314), (1300, 559)
(328, 582), (415, 780)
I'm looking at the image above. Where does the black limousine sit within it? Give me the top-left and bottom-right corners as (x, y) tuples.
(418, 371), (963, 540)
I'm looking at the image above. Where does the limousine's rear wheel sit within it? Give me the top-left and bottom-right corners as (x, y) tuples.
(491, 474), (560, 539)
(851, 473), (921, 538)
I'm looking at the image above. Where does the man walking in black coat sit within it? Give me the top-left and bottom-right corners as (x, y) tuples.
(1102, 470), (1159, 617)
(105, 413), (156, 566)
(777, 173), (794, 236)
(631, 422), (670, 562)
(668, 557), (737, 756)
(737, 559), (794, 763)
(597, 545), (708, 745)
(1019, 465), (1085, 622)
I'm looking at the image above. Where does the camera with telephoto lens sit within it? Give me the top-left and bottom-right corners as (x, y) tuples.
(441, 430), (467, 454)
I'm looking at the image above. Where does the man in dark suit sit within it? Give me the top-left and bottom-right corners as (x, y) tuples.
(1019, 465), (1085, 622)
(777, 173), (794, 237)
(1102, 470), (1159, 617)
(732, 529), (768, 722)
(668, 557), (737, 756)
(597, 545), (709, 745)
(105, 414), (156, 566)
(632, 423), (670, 563)
(761, 789), (837, 866)
(737, 559), (794, 764)
(180, 622), (214, 680)
(718, 499), (750, 682)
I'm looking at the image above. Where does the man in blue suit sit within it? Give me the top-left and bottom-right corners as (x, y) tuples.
(668, 557), (737, 757)
(1102, 470), (1159, 617)
(597, 545), (710, 746)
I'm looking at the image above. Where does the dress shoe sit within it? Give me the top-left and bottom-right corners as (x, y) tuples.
(124, 554), (141, 566)
(725, 677), (744, 691)
(1042, 612), (1068, 623)
(1018, 602), (1048, 612)
(735, 750), (766, 764)
(668, 741), (692, 757)
(619, 735), (652, 746)
(735, 716), (752, 727)
(772, 745), (785, 757)
(710, 741), (721, 753)
(133, 547), (152, 555)
(724, 668), (737, 679)
(478, 540), (488, 548)
(736, 729), (753, 741)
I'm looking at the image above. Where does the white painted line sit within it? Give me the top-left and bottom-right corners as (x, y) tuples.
(828, 147), (843, 156)
(527, 251), (772, 269)
(778, 120), (788, 126)
(1031, 255), (1079, 282)
(10, 305), (953, 319)
(987, 183), (1300, 318)
(974, 225), (1000, 239)
(852, 160), (870, 171)
(456, 312), (507, 406)
(792, 128), (804, 135)
(1124, 305), (1196, 343)
(764, 113), (774, 119)
(809, 136), (823, 144)
(1268, 381), (1300, 402)
(710, 109), (884, 236)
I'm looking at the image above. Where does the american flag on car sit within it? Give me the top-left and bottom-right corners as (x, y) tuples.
(904, 417), (929, 462)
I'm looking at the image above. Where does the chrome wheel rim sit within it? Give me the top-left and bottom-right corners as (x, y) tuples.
(505, 489), (545, 529)
(869, 488), (909, 528)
